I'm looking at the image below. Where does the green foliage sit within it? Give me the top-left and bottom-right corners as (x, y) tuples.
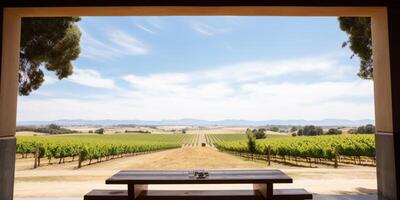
(301, 125), (323, 136)
(355, 124), (375, 134)
(95, 128), (105, 134)
(290, 127), (298, 132)
(215, 134), (375, 160)
(269, 127), (279, 132)
(246, 129), (257, 154)
(19, 17), (81, 95)
(253, 128), (267, 139)
(16, 134), (194, 165)
(125, 130), (151, 134)
(16, 124), (77, 134)
(297, 129), (303, 136)
(326, 128), (343, 135)
(338, 17), (372, 79)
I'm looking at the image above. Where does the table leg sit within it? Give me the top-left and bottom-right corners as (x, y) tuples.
(127, 184), (134, 200)
(266, 183), (273, 200)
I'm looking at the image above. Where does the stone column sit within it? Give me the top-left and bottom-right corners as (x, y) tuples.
(0, 8), (21, 200)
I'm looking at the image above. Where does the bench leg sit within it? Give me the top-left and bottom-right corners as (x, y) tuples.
(253, 183), (273, 200)
(266, 183), (273, 200)
(127, 184), (148, 200)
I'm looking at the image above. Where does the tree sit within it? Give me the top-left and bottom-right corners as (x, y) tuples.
(48, 124), (61, 130)
(365, 124), (375, 133)
(246, 129), (257, 154)
(302, 125), (323, 136)
(269, 127), (279, 132)
(354, 124), (375, 134)
(290, 126), (298, 132)
(297, 129), (304, 136)
(95, 128), (105, 134)
(254, 128), (267, 139)
(19, 17), (82, 95)
(326, 128), (343, 135)
(338, 17), (372, 79)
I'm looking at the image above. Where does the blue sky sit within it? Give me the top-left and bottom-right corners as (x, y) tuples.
(17, 16), (374, 121)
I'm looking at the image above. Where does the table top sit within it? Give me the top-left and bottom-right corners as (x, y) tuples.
(106, 170), (293, 185)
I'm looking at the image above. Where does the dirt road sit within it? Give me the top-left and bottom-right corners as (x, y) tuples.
(14, 147), (377, 198)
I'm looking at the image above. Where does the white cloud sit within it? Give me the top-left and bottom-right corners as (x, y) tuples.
(136, 24), (155, 34)
(68, 68), (118, 89)
(17, 55), (375, 121)
(191, 23), (232, 36)
(108, 30), (148, 55)
(198, 56), (345, 83)
(80, 27), (148, 59)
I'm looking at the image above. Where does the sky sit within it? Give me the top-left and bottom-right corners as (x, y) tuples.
(17, 16), (374, 122)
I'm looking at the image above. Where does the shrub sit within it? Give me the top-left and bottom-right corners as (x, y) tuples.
(353, 124), (375, 134)
(253, 128), (266, 139)
(326, 128), (343, 135)
(16, 124), (78, 135)
(95, 128), (105, 134)
(302, 125), (323, 136)
(269, 127), (279, 132)
(246, 129), (257, 154)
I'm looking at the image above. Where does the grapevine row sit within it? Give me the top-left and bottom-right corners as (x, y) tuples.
(213, 134), (375, 167)
(16, 134), (194, 168)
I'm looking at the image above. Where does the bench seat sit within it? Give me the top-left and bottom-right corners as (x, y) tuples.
(274, 189), (313, 200)
(84, 189), (312, 200)
(84, 190), (129, 200)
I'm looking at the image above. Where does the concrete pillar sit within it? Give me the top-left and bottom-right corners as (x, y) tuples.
(0, 7), (20, 200)
(0, 137), (16, 200)
(372, 7), (400, 200)
(386, 5), (400, 200)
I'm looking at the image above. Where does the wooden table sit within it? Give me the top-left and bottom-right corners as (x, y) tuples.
(106, 170), (293, 200)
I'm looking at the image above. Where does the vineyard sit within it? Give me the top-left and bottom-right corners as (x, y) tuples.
(16, 132), (376, 169)
(16, 134), (195, 168)
(213, 134), (376, 167)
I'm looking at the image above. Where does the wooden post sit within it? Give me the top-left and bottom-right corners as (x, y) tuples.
(334, 148), (338, 168)
(78, 152), (82, 168)
(33, 146), (39, 169)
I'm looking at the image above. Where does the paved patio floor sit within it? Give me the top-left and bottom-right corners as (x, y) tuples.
(15, 194), (377, 200)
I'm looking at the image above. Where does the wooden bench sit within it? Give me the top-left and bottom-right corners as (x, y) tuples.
(84, 188), (312, 200)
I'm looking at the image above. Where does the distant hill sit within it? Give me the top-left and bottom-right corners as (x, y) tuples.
(18, 118), (374, 127)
